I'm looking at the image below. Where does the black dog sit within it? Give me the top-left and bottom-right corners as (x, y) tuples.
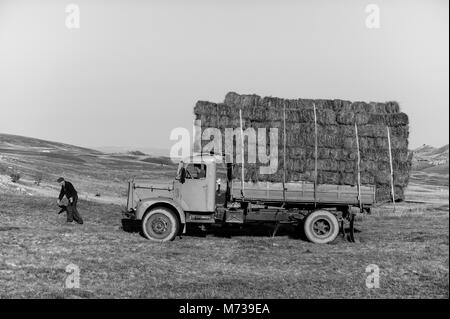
(57, 204), (83, 224)
(57, 204), (68, 215)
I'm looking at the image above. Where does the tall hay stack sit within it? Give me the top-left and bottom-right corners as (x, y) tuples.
(194, 92), (412, 202)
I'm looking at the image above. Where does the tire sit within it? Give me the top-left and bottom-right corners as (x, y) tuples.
(141, 207), (179, 242)
(303, 210), (339, 244)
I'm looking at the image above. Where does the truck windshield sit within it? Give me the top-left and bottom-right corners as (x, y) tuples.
(186, 164), (206, 179)
(176, 162), (207, 180)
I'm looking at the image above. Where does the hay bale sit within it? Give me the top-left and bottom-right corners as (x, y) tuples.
(333, 99), (353, 112)
(385, 101), (400, 114)
(224, 92), (261, 107)
(351, 101), (373, 113)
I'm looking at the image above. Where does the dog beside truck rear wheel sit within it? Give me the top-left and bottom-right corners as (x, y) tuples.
(124, 155), (375, 243)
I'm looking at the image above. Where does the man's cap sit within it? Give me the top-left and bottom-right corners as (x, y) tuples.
(56, 177), (65, 183)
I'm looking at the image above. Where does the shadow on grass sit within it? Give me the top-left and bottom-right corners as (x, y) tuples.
(184, 222), (361, 241)
(0, 226), (21, 232)
(121, 219), (141, 234)
(121, 217), (360, 243)
(184, 223), (305, 240)
(121, 218), (304, 239)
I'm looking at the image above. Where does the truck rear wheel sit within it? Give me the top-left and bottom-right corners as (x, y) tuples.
(142, 207), (179, 242)
(303, 210), (339, 244)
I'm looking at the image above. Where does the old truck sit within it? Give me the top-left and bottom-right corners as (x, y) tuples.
(124, 154), (376, 244)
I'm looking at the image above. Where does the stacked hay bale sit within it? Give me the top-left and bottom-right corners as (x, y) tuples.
(194, 92), (412, 202)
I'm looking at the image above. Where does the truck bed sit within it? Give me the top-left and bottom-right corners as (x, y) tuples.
(231, 181), (376, 206)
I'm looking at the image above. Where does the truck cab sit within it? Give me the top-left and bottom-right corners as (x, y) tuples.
(173, 156), (217, 213)
(125, 155), (221, 241)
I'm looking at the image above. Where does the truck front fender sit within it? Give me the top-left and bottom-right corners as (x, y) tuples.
(135, 197), (186, 225)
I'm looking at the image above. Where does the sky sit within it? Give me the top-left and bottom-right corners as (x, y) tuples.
(0, 0), (448, 152)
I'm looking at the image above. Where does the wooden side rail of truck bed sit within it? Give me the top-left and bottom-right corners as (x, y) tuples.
(230, 181), (376, 206)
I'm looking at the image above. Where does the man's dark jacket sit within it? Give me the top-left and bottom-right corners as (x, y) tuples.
(58, 181), (78, 201)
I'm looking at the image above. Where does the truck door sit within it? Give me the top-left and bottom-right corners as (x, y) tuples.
(175, 162), (215, 212)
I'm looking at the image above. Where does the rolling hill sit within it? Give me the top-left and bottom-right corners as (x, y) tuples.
(94, 146), (170, 157)
(413, 144), (449, 168)
(409, 144), (449, 188)
(0, 133), (101, 154)
(0, 133), (176, 202)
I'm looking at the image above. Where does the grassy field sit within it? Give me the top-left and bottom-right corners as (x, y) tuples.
(0, 193), (447, 299)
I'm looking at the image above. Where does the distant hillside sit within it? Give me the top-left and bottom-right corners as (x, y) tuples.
(409, 144), (448, 187)
(429, 144), (450, 157)
(95, 146), (169, 157)
(411, 144), (449, 188)
(412, 144), (449, 169)
(0, 133), (176, 200)
(0, 133), (101, 155)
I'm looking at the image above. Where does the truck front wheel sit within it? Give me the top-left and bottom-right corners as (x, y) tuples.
(303, 210), (339, 244)
(142, 207), (179, 242)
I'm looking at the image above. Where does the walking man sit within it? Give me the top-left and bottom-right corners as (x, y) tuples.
(56, 177), (83, 224)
